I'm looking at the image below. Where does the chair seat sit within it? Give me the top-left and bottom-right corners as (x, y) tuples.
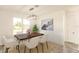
(39, 36), (47, 43)
(4, 41), (18, 48)
(1, 36), (19, 52)
(24, 37), (40, 49)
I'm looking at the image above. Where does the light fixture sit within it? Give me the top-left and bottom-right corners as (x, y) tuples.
(29, 5), (39, 11)
(35, 5), (39, 7)
(29, 8), (34, 11)
(26, 14), (37, 18)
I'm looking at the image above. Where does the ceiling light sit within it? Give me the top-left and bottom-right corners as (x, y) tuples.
(35, 5), (39, 7)
(29, 8), (34, 11)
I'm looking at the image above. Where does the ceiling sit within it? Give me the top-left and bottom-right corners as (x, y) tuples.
(0, 5), (77, 14)
(0, 5), (33, 13)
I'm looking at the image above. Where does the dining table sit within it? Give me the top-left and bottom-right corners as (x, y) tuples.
(14, 32), (44, 41)
(14, 32), (44, 53)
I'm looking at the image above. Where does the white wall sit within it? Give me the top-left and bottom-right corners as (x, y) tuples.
(0, 11), (13, 36)
(65, 6), (79, 44)
(0, 10), (26, 36)
(37, 10), (65, 45)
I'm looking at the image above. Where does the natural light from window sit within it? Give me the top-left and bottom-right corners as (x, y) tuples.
(13, 17), (30, 35)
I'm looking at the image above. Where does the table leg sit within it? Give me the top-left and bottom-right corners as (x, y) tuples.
(5, 48), (9, 53)
(16, 45), (20, 53)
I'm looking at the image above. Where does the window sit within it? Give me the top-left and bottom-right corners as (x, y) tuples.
(13, 17), (30, 34)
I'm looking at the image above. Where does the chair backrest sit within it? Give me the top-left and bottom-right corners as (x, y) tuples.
(2, 35), (18, 44)
(40, 34), (48, 43)
(24, 36), (40, 49)
(0, 36), (4, 45)
(17, 32), (23, 34)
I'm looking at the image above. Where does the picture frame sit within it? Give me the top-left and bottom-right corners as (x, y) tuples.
(41, 18), (53, 31)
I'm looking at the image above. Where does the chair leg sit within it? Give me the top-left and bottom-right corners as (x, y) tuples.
(41, 43), (44, 53)
(36, 46), (38, 53)
(24, 46), (26, 53)
(5, 48), (9, 53)
(29, 49), (31, 53)
(16, 45), (20, 53)
(2, 45), (5, 52)
(16, 45), (18, 49)
(46, 41), (48, 49)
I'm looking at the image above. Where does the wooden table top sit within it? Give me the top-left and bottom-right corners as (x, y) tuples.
(14, 32), (44, 40)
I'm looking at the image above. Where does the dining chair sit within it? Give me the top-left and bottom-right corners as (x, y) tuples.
(0, 36), (5, 53)
(2, 36), (19, 53)
(0, 36), (4, 45)
(23, 37), (40, 53)
(39, 34), (48, 52)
